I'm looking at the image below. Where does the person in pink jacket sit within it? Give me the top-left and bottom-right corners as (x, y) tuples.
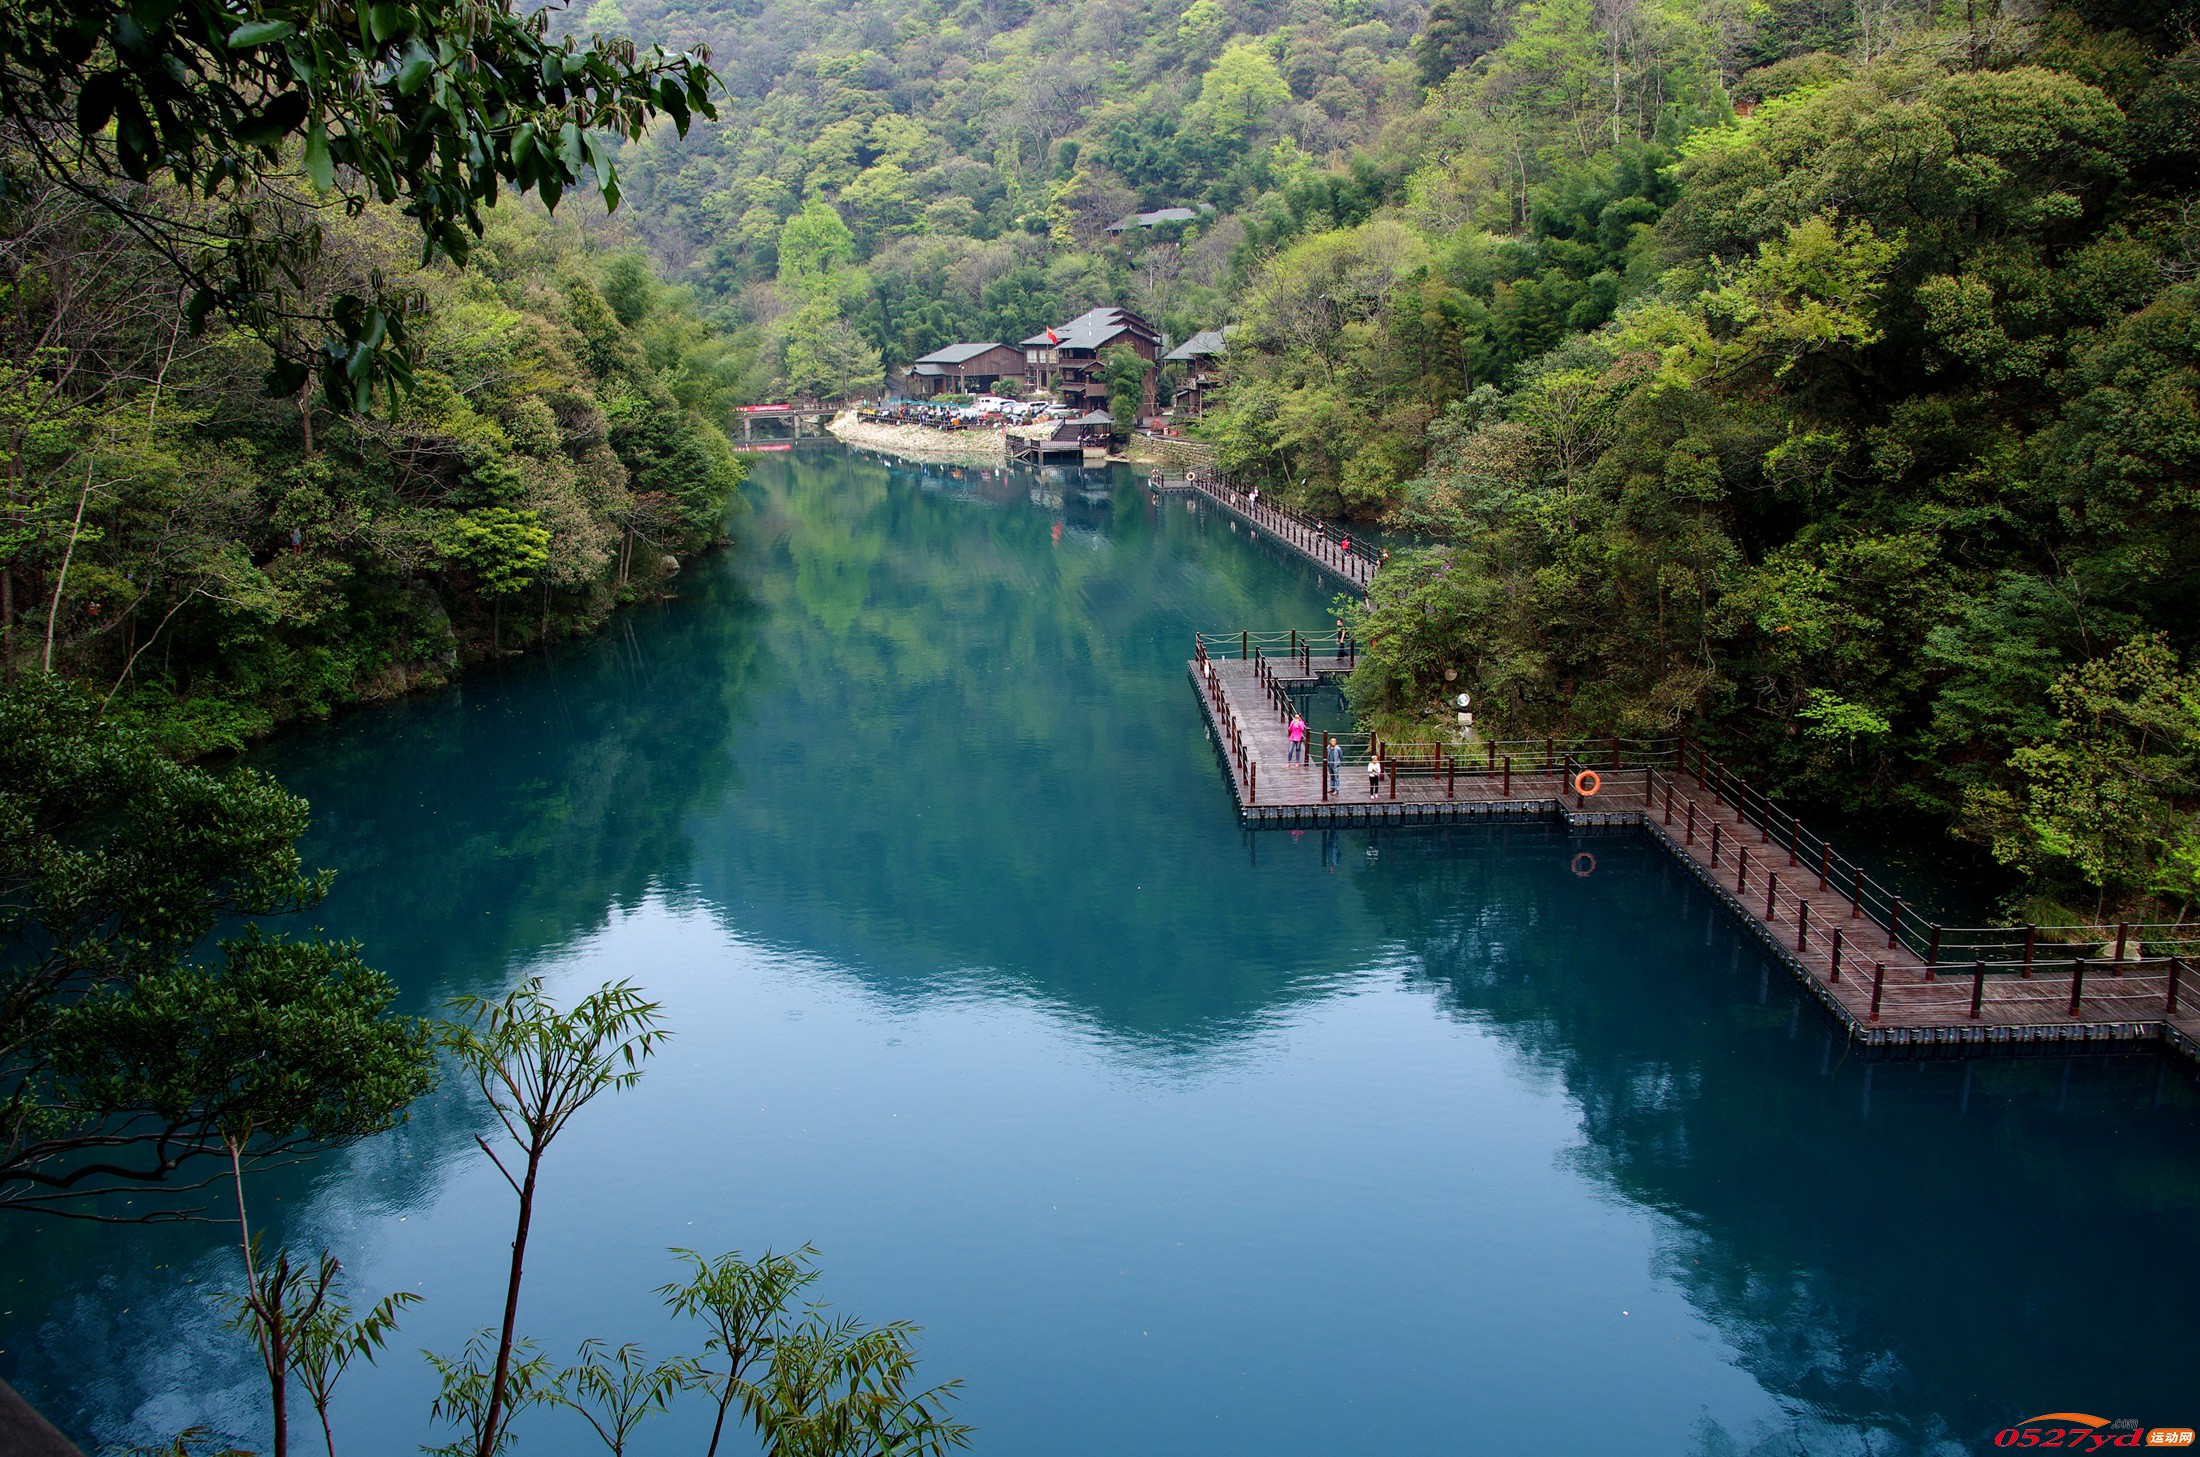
(1287, 713), (1307, 764)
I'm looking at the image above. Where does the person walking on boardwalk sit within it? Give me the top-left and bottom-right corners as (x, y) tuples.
(1325, 736), (1343, 795)
(1287, 712), (1307, 764)
(1367, 751), (1383, 797)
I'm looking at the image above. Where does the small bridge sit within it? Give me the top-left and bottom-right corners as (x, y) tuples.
(1191, 631), (2200, 1063)
(1152, 471), (1378, 594)
(736, 404), (835, 444)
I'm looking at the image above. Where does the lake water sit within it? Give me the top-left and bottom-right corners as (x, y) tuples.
(7, 448), (2199, 1455)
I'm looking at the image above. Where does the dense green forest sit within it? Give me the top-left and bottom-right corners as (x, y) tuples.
(601, 0), (1424, 387)
(1, 187), (748, 756)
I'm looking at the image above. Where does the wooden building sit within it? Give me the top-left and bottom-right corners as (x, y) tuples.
(1022, 308), (1160, 417)
(906, 342), (1026, 397)
(1164, 329), (1227, 417)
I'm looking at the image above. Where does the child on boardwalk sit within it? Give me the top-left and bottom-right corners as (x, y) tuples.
(1287, 713), (1306, 763)
(1367, 753), (1383, 796)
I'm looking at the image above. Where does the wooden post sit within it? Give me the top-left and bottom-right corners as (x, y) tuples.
(2114, 921), (2128, 975)
(1869, 962), (1885, 1022)
(1817, 843), (1831, 891)
(1970, 961), (1985, 1019)
(1797, 893), (1811, 949)
(2170, 956), (2183, 1017)
(2070, 957), (2087, 1017)
(1389, 762), (1397, 800)
(1502, 756), (1511, 797)
(1544, 735), (1553, 770)
(1447, 753), (1455, 800)
(1830, 928), (1844, 982)
(1486, 741), (1495, 770)
(1249, 762), (1257, 804)
(1850, 868), (1864, 921)
(1241, 630), (1247, 658)
(1886, 896), (1902, 951)
(2022, 924), (2035, 978)
(1765, 870), (1778, 922)
(1737, 845), (1750, 894)
(1685, 800), (1696, 845)
(1710, 822), (1721, 866)
(1663, 779), (1674, 825)
(1924, 923), (1940, 982)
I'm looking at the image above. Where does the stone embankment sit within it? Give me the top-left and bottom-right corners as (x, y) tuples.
(826, 411), (1065, 466)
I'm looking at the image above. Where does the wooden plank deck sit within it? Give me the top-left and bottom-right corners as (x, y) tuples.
(1156, 475), (1378, 594)
(1189, 652), (2200, 1063)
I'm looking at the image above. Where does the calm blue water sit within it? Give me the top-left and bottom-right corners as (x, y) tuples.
(6, 449), (2199, 1455)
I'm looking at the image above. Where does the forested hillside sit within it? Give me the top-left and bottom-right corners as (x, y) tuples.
(601, 0), (1426, 387)
(1312, 0), (2200, 922)
(3, 188), (746, 755)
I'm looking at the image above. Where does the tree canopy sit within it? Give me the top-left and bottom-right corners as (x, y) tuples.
(0, 0), (718, 408)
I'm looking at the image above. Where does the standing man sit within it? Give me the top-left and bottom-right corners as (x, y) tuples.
(1325, 735), (1343, 796)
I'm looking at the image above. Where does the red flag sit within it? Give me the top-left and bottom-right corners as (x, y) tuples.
(1045, 328), (1059, 344)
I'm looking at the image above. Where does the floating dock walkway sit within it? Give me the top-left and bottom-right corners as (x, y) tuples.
(1190, 631), (2200, 1064)
(1152, 471), (1378, 594)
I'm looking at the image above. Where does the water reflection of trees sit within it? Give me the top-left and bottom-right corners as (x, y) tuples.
(1348, 825), (2200, 1452)
(681, 450), (1372, 1051)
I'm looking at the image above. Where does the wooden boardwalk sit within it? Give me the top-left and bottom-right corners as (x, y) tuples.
(1154, 473), (1378, 594)
(1190, 644), (2200, 1064)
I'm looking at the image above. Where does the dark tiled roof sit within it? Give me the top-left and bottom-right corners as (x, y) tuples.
(912, 342), (1008, 365)
(1164, 329), (1227, 361)
(1105, 207), (1203, 232)
(1023, 307), (1159, 350)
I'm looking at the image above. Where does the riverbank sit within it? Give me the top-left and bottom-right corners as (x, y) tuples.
(827, 410), (1085, 466)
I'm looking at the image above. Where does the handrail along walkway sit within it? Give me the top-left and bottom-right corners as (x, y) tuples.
(1189, 627), (2200, 1063)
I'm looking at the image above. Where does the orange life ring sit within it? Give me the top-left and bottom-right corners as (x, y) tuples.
(1571, 852), (1597, 877)
(1573, 769), (1602, 797)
